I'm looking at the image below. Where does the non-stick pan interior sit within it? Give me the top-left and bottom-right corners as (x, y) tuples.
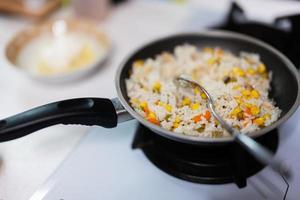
(117, 31), (299, 144)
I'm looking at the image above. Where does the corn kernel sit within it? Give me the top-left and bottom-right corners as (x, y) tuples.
(263, 113), (271, 120)
(194, 87), (200, 95)
(201, 92), (207, 99)
(158, 101), (164, 106)
(253, 117), (265, 126)
(164, 104), (172, 112)
(207, 58), (215, 65)
(246, 67), (256, 75)
(250, 105), (260, 116)
(243, 103), (252, 108)
(250, 90), (260, 99)
(133, 60), (144, 68)
(173, 122), (180, 129)
(242, 89), (251, 98)
(175, 116), (181, 123)
(153, 82), (161, 93)
(232, 67), (245, 77)
(257, 64), (266, 74)
(140, 102), (148, 111)
(231, 107), (242, 117)
(191, 103), (200, 110)
(182, 97), (191, 106)
(148, 111), (156, 119)
(234, 96), (242, 104)
(233, 85), (241, 90)
(203, 47), (213, 53)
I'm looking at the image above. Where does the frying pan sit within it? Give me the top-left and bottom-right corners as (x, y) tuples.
(0, 30), (299, 145)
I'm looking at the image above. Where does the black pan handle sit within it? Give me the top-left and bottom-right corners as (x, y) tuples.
(0, 98), (118, 142)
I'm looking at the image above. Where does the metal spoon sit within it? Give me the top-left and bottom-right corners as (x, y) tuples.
(175, 75), (291, 179)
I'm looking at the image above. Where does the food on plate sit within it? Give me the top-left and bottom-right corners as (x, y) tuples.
(16, 32), (107, 76)
(125, 44), (281, 138)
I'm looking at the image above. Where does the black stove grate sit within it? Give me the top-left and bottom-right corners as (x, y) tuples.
(214, 2), (300, 69)
(132, 124), (279, 188)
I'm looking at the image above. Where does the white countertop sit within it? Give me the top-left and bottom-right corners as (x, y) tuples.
(0, 0), (299, 199)
(0, 1), (196, 199)
(32, 110), (300, 200)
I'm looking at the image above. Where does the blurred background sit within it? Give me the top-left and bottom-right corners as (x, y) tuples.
(0, 0), (299, 199)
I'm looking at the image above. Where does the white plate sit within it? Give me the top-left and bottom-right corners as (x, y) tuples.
(5, 18), (111, 83)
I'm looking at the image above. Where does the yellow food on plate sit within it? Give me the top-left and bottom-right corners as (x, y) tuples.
(16, 32), (107, 76)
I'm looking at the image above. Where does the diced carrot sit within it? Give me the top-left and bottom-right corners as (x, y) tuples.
(147, 112), (160, 125)
(192, 114), (202, 123)
(244, 107), (251, 115)
(204, 111), (211, 121)
(147, 117), (160, 125)
(143, 107), (149, 115)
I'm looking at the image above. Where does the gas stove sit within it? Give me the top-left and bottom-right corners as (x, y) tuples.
(132, 124), (278, 188)
(31, 114), (299, 200)
(29, 1), (300, 200)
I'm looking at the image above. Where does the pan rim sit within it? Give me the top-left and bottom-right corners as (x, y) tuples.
(115, 29), (300, 144)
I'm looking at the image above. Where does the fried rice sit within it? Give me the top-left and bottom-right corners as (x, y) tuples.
(125, 44), (281, 138)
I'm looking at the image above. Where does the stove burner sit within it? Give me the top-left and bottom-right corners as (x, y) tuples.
(132, 124), (279, 188)
(214, 2), (300, 68)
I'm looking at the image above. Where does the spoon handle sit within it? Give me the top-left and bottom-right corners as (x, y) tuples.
(235, 133), (291, 179)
